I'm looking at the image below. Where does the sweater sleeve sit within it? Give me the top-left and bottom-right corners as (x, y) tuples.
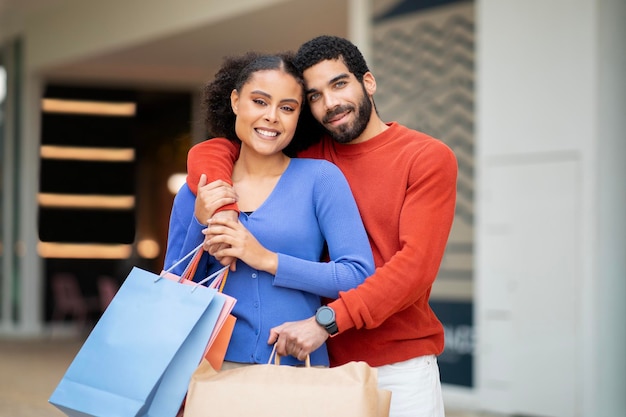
(186, 138), (240, 213)
(273, 162), (375, 298)
(330, 141), (458, 332)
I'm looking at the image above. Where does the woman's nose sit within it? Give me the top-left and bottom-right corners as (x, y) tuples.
(264, 107), (278, 122)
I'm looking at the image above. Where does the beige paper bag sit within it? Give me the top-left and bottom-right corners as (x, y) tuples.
(184, 357), (391, 417)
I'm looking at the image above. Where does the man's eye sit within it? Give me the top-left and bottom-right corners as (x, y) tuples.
(308, 93), (320, 102)
(335, 81), (347, 88)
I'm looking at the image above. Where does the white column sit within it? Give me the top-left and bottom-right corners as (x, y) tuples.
(475, 1), (626, 416)
(1, 40), (17, 332)
(591, 1), (626, 415)
(16, 71), (44, 335)
(348, 0), (372, 65)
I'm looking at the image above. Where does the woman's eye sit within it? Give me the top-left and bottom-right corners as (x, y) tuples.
(253, 99), (267, 106)
(281, 105), (296, 112)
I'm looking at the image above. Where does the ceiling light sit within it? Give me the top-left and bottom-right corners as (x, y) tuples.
(38, 193), (135, 209)
(37, 242), (133, 259)
(137, 239), (160, 259)
(167, 173), (187, 195)
(42, 98), (136, 116)
(40, 145), (135, 162)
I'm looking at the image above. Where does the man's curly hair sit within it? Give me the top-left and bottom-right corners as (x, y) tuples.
(201, 52), (321, 156)
(294, 35), (370, 82)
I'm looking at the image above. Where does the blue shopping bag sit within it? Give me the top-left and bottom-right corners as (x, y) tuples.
(49, 263), (226, 417)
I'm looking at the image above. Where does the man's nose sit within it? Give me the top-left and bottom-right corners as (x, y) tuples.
(323, 94), (340, 111)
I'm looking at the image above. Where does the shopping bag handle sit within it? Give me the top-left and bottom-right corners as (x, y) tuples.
(157, 243), (204, 282)
(193, 266), (229, 292)
(207, 269), (229, 292)
(180, 247), (204, 281)
(157, 242), (230, 292)
(268, 344), (311, 367)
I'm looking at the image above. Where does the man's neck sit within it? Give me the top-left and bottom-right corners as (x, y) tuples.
(349, 115), (389, 145)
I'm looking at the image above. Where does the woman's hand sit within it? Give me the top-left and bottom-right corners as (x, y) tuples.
(203, 210), (238, 270)
(203, 217), (278, 274)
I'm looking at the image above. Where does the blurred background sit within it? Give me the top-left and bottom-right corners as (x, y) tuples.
(0, 0), (624, 416)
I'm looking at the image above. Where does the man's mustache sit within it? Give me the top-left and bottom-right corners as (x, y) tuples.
(322, 105), (354, 124)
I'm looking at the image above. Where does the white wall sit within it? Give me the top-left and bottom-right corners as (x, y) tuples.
(476, 0), (626, 416)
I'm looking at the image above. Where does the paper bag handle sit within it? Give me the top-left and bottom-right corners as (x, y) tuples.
(157, 244), (228, 290)
(157, 243), (204, 282)
(180, 247), (204, 281)
(268, 343), (311, 367)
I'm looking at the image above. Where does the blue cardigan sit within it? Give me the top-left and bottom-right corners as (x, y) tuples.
(164, 158), (374, 366)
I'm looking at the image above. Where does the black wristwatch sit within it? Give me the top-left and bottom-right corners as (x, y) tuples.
(315, 306), (338, 336)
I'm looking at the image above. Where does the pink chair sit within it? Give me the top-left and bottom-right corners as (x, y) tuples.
(50, 273), (98, 325)
(97, 275), (120, 312)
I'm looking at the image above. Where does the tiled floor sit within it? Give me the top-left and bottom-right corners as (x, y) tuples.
(0, 336), (81, 417)
(0, 334), (499, 417)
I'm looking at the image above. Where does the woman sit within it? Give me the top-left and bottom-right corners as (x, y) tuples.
(163, 52), (374, 367)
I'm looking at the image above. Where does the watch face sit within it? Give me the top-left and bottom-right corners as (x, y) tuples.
(317, 307), (334, 324)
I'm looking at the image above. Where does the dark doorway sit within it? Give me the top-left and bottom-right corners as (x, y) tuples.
(40, 84), (193, 323)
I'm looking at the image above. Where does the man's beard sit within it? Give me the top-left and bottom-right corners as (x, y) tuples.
(322, 87), (372, 144)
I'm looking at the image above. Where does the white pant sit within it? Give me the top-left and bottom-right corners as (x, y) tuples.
(376, 355), (445, 417)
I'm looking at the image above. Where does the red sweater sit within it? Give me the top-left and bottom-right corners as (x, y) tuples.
(186, 122), (458, 367)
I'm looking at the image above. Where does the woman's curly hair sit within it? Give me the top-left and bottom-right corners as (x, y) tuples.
(201, 51), (322, 157)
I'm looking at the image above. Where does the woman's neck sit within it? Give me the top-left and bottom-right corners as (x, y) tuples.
(232, 146), (290, 182)
(231, 147), (291, 212)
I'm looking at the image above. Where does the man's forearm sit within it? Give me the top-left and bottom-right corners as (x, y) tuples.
(186, 138), (239, 199)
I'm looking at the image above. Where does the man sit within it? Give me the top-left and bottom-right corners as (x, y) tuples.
(187, 35), (457, 417)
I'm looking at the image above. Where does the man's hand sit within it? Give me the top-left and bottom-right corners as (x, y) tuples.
(268, 317), (329, 361)
(194, 175), (239, 270)
(194, 175), (238, 225)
